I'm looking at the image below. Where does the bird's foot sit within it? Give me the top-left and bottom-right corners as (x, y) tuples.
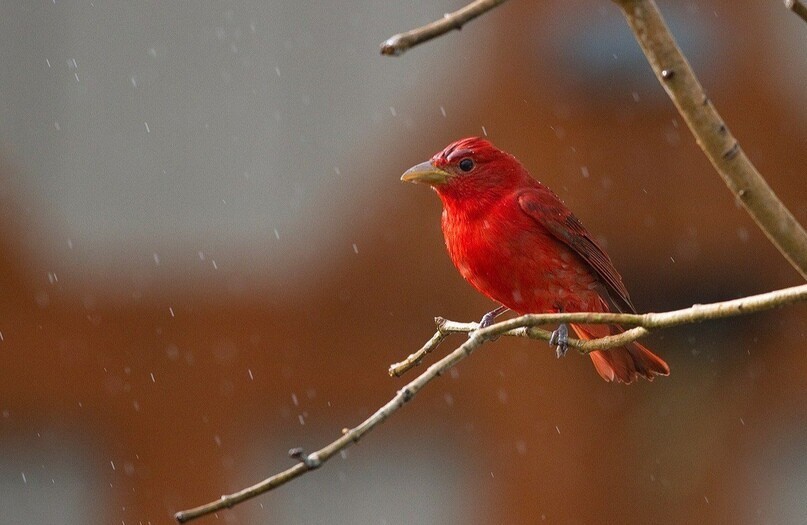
(549, 323), (569, 358)
(470, 305), (509, 339)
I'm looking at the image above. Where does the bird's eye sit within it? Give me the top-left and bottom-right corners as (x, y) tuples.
(458, 158), (474, 172)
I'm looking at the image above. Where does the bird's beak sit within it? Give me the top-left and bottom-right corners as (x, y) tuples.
(400, 161), (453, 186)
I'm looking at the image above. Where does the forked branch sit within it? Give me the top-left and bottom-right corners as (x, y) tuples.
(175, 284), (807, 522)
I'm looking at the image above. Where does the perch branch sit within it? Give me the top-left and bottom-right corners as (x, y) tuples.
(390, 284), (807, 376)
(785, 0), (807, 24)
(614, 0), (807, 279)
(175, 284), (807, 522)
(380, 0), (509, 56)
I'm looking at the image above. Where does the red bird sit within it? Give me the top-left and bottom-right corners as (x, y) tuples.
(402, 137), (669, 384)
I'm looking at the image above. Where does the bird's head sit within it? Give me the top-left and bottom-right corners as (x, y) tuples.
(401, 137), (527, 203)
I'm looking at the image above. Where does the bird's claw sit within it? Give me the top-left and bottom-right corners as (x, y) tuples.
(549, 323), (569, 358)
(479, 310), (498, 329)
(469, 305), (508, 339)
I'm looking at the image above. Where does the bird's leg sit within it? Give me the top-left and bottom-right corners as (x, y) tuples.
(549, 323), (569, 358)
(479, 305), (509, 329)
(470, 305), (509, 339)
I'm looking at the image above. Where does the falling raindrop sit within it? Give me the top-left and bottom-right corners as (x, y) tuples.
(515, 441), (526, 455)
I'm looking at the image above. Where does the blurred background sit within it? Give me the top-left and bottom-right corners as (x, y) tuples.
(0, 1), (805, 523)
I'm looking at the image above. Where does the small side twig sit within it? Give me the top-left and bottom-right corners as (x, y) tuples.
(389, 316), (539, 376)
(379, 0), (508, 56)
(175, 284), (807, 522)
(786, 0), (807, 24)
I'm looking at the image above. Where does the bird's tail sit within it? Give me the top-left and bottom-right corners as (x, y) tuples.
(569, 323), (670, 384)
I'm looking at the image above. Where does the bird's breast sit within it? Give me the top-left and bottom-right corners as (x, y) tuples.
(441, 201), (600, 314)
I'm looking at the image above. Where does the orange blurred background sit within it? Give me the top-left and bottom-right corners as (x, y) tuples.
(0, 1), (805, 524)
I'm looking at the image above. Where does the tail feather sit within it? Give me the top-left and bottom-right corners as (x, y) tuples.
(570, 323), (670, 384)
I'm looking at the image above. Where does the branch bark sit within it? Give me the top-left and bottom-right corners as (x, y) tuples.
(613, 0), (807, 280)
(379, 0), (509, 56)
(786, 0), (807, 24)
(175, 284), (807, 522)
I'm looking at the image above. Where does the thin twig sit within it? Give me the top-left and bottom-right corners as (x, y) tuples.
(175, 284), (807, 522)
(785, 0), (807, 24)
(613, 0), (807, 280)
(379, 0), (508, 56)
(389, 316), (539, 376)
(388, 318), (448, 377)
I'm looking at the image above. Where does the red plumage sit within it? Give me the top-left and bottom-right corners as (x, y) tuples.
(402, 137), (669, 384)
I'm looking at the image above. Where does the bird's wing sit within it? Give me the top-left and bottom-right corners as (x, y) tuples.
(517, 189), (636, 313)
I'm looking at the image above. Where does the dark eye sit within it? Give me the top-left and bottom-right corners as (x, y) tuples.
(458, 158), (474, 172)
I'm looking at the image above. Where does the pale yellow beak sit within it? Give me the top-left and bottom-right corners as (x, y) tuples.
(400, 161), (453, 185)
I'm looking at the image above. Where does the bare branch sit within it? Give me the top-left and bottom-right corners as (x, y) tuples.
(388, 318), (448, 377)
(175, 284), (807, 521)
(380, 0), (508, 56)
(390, 284), (807, 376)
(389, 316), (544, 376)
(785, 0), (807, 24)
(613, 0), (807, 280)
